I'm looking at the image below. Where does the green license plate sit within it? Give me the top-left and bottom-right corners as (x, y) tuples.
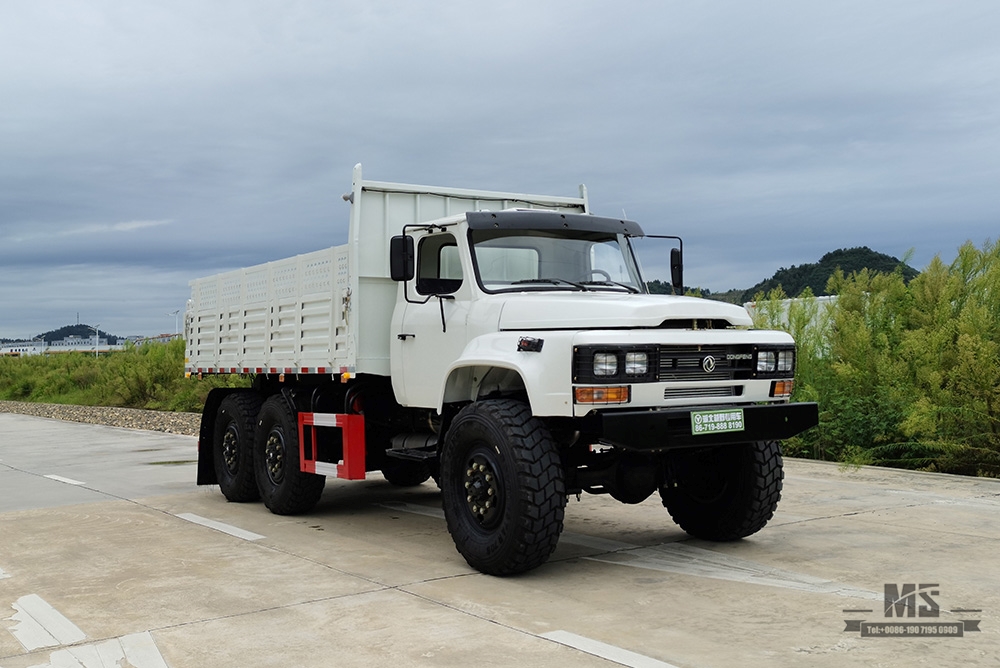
(691, 408), (745, 435)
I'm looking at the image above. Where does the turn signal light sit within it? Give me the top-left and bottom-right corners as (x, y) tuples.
(574, 386), (630, 404)
(770, 380), (794, 398)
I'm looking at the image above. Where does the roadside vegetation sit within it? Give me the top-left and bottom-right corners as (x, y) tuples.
(0, 338), (246, 413)
(753, 239), (1000, 477)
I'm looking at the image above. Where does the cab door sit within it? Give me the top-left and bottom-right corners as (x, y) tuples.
(391, 230), (470, 408)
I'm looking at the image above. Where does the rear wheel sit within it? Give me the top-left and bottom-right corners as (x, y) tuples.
(213, 392), (262, 502)
(660, 440), (783, 541)
(440, 399), (565, 575)
(253, 396), (326, 515)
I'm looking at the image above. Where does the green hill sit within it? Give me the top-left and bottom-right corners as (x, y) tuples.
(739, 247), (918, 303)
(38, 324), (122, 345)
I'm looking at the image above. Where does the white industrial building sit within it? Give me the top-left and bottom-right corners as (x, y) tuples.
(1, 336), (123, 357)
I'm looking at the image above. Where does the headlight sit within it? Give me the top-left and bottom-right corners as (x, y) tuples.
(625, 351), (648, 375)
(777, 349), (794, 373)
(594, 352), (618, 376)
(574, 346), (656, 383)
(757, 350), (777, 373)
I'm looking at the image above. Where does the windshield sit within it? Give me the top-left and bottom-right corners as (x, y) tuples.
(469, 228), (645, 293)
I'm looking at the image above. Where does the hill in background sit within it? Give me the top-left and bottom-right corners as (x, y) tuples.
(738, 246), (918, 303)
(0, 324), (123, 345)
(646, 246), (918, 304)
(42, 324), (122, 344)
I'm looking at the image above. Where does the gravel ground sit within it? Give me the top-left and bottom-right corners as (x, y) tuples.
(0, 400), (200, 436)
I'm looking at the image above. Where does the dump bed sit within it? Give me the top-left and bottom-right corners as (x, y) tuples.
(185, 165), (589, 377)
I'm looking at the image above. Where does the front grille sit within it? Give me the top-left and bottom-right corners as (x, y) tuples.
(663, 386), (742, 399)
(657, 345), (754, 382)
(573, 344), (756, 384)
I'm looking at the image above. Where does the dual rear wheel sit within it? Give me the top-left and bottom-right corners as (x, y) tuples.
(211, 393), (324, 515)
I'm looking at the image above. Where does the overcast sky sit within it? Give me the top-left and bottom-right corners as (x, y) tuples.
(2, 1), (999, 339)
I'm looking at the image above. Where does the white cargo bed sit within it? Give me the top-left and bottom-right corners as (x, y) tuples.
(187, 245), (352, 376)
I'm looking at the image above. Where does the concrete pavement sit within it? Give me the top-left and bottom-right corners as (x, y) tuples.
(1, 413), (998, 667)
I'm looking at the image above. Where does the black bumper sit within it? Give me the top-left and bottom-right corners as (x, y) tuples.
(598, 402), (819, 451)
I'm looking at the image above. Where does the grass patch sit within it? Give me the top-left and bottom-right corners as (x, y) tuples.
(0, 338), (248, 413)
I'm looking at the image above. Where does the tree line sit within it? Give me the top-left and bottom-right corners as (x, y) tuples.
(752, 239), (1000, 476)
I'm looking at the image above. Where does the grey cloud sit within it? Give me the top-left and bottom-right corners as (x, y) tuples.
(2, 1), (999, 337)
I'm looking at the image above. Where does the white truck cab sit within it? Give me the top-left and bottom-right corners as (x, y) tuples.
(187, 165), (818, 575)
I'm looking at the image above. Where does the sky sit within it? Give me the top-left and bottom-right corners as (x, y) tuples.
(2, 1), (999, 339)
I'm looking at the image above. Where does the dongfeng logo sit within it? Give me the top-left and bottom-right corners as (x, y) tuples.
(702, 356), (716, 373)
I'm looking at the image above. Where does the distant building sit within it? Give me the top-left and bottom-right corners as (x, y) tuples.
(1, 340), (48, 357)
(136, 333), (181, 345)
(0, 335), (124, 356)
(744, 295), (837, 330)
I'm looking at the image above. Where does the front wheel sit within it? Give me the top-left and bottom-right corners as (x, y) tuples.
(253, 396), (326, 515)
(440, 399), (566, 576)
(660, 440), (783, 541)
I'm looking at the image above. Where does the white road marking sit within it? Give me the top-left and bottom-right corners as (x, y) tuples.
(380, 500), (875, 600)
(120, 631), (171, 668)
(559, 532), (638, 552)
(0, 566), (10, 580)
(43, 475), (86, 486)
(542, 630), (680, 668)
(15, 632), (169, 668)
(175, 513), (265, 541)
(7, 594), (87, 651)
(586, 543), (880, 600)
(379, 502), (445, 520)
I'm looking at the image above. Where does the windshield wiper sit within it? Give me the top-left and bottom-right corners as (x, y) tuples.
(581, 280), (640, 294)
(511, 278), (588, 291)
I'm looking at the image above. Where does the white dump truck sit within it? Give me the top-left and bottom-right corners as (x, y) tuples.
(186, 164), (818, 575)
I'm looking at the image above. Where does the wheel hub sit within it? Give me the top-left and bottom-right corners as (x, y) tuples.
(463, 454), (502, 528)
(221, 425), (240, 475)
(264, 430), (286, 485)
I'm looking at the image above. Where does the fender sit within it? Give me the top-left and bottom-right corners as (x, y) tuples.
(439, 331), (577, 416)
(196, 387), (242, 485)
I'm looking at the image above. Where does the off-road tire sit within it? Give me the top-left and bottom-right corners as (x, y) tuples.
(660, 440), (783, 541)
(253, 396), (325, 515)
(213, 391), (263, 502)
(440, 399), (565, 576)
(381, 458), (432, 487)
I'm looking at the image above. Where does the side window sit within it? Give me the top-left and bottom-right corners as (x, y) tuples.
(416, 233), (463, 295)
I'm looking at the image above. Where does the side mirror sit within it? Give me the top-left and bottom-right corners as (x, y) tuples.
(670, 247), (683, 295)
(390, 235), (414, 281)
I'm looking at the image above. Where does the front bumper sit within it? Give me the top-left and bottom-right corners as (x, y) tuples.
(598, 402), (819, 451)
